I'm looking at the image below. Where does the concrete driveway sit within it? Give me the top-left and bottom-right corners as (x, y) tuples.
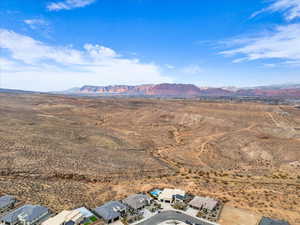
(136, 210), (216, 225)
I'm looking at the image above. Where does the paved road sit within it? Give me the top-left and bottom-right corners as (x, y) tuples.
(136, 210), (216, 225)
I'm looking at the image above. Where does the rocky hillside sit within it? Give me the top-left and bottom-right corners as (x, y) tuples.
(80, 85), (152, 94)
(0, 93), (299, 224)
(76, 83), (300, 98)
(237, 88), (300, 98)
(145, 83), (201, 96)
(79, 83), (201, 96)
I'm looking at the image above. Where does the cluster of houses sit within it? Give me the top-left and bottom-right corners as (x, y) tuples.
(0, 195), (97, 225)
(153, 188), (221, 222)
(93, 193), (153, 224)
(0, 189), (292, 225)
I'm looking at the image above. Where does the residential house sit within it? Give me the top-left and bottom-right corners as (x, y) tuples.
(173, 194), (186, 203)
(158, 189), (186, 203)
(74, 207), (95, 220)
(74, 207), (97, 225)
(41, 210), (84, 225)
(93, 201), (126, 224)
(122, 194), (152, 211)
(0, 204), (50, 225)
(259, 217), (291, 225)
(188, 196), (218, 211)
(0, 195), (16, 212)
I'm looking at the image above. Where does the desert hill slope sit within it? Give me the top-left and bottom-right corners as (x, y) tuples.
(0, 93), (299, 224)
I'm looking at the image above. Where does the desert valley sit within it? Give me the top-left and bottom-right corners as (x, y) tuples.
(0, 92), (299, 224)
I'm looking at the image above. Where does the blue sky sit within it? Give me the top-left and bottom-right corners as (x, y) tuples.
(0, 0), (300, 91)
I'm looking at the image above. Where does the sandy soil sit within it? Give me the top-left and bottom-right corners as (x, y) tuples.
(0, 93), (299, 224)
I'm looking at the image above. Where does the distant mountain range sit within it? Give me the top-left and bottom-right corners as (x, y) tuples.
(0, 88), (37, 94)
(1, 84), (300, 98)
(65, 83), (300, 98)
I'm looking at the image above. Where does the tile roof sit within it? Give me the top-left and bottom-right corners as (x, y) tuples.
(1, 204), (49, 224)
(259, 217), (291, 225)
(94, 201), (126, 221)
(189, 196), (218, 211)
(123, 194), (151, 210)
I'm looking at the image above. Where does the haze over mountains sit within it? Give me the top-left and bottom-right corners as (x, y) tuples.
(66, 83), (300, 98)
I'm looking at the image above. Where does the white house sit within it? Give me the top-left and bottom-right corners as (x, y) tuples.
(158, 189), (186, 203)
(41, 210), (84, 225)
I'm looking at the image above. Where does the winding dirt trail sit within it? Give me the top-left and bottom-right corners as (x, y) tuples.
(267, 112), (280, 127)
(199, 123), (257, 154)
(150, 123), (258, 170)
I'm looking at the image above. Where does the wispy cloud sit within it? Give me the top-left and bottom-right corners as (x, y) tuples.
(0, 58), (17, 71)
(284, 59), (300, 65)
(252, 0), (300, 21)
(47, 0), (96, 11)
(0, 29), (172, 91)
(221, 0), (300, 65)
(165, 64), (175, 69)
(24, 19), (48, 29)
(263, 63), (277, 68)
(23, 19), (53, 38)
(182, 65), (202, 74)
(220, 24), (300, 64)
